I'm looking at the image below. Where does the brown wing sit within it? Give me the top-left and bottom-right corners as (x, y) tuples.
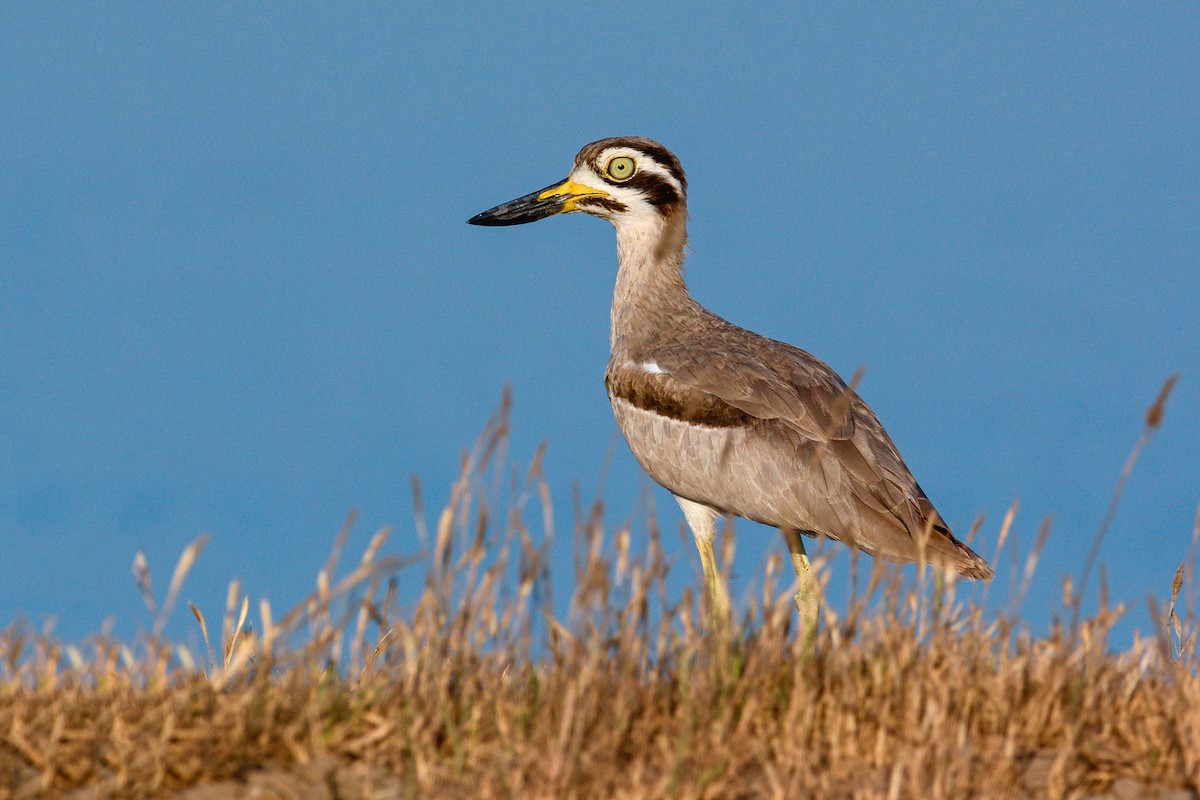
(642, 325), (993, 579)
(647, 333), (857, 443)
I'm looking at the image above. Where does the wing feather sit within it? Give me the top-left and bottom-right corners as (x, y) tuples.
(621, 312), (992, 579)
(648, 337), (857, 442)
(642, 327), (932, 539)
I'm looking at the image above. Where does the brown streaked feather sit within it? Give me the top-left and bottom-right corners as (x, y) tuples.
(614, 308), (993, 580)
(605, 363), (753, 429)
(637, 316), (857, 442)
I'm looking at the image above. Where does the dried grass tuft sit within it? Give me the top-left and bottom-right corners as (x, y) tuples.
(1, 384), (1197, 799)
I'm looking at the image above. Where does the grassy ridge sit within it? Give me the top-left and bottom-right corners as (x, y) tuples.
(1, 397), (1197, 799)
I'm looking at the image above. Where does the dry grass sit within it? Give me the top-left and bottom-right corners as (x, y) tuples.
(2, 388), (1199, 800)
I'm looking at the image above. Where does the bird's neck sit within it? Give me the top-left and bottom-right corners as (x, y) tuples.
(610, 209), (694, 357)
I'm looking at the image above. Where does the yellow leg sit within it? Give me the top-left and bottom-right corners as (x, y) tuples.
(676, 497), (732, 632)
(782, 528), (818, 654)
(695, 534), (732, 632)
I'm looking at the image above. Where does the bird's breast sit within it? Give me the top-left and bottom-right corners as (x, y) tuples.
(604, 363), (807, 526)
(608, 393), (749, 504)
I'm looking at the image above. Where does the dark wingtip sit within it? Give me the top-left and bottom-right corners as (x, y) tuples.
(960, 559), (996, 581)
(931, 522), (995, 580)
(954, 546), (996, 580)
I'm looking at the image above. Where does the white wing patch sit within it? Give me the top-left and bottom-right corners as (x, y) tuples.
(626, 360), (665, 375)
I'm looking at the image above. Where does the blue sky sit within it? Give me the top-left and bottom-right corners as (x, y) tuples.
(2, 5), (1197, 645)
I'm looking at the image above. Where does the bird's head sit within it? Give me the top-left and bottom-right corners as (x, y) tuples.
(468, 137), (688, 234)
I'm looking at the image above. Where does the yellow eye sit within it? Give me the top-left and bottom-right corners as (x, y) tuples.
(604, 156), (636, 182)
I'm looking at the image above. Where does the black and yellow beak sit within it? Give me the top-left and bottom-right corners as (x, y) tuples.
(468, 178), (608, 226)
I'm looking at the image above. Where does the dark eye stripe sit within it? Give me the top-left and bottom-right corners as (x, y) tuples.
(577, 196), (628, 214)
(624, 172), (681, 207)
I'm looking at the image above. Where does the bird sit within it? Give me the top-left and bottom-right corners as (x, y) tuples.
(469, 136), (993, 637)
